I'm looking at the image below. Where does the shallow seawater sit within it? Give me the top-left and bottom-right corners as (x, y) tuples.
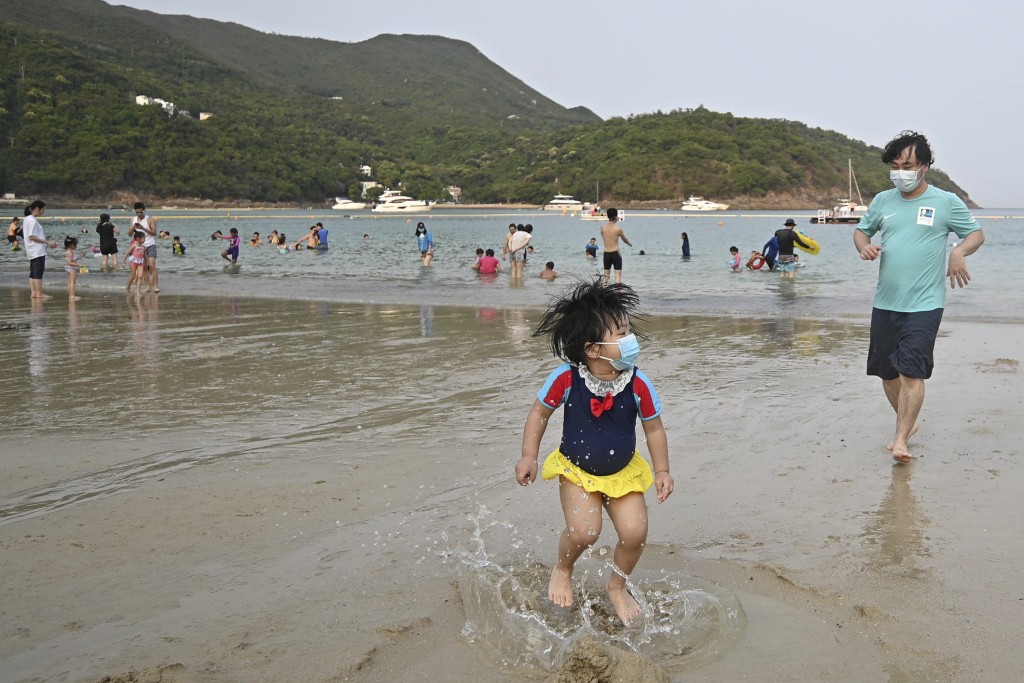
(450, 512), (744, 673)
(2, 208), (1021, 319)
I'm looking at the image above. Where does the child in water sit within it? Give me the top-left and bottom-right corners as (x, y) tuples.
(220, 227), (241, 264)
(172, 236), (186, 256)
(64, 236), (83, 300)
(514, 278), (673, 625)
(728, 246), (741, 272)
(124, 232), (147, 295)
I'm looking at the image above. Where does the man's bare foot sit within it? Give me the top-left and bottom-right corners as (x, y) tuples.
(548, 566), (574, 608)
(607, 582), (641, 625)
(886, 423), (920, 451)
(31, 293), (52, 300)
(891, 442), (914, 464)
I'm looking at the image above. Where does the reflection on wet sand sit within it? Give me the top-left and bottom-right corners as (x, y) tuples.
(861, 464), (931, 575)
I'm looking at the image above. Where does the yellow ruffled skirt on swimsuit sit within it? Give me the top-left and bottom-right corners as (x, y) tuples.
(541, 449), (654, 498)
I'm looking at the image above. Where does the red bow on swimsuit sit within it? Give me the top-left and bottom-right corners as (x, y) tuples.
(590, 392), (614, 417)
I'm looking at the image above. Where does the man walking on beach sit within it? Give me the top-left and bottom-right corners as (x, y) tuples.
(132, 201), (160, 292)
(600, 208), (631, 284)
(854, 131), (984, 463)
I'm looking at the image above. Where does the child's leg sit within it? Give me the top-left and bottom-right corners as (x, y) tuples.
(68, 270), (79, 299)
(603, 491), (649, 624)
(549, 478), (604, 609)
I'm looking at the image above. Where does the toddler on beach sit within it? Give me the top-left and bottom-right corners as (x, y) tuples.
(124, 232), (147, 295)
(515, 278), (673, 626)
(64, 236), (82, 300)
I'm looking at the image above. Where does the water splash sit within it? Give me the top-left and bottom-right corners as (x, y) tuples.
(449, 510), (745, 673)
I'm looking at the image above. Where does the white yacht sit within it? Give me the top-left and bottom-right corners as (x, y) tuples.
(331, 197), (367, 210)
(371, 190), (433, 213)
(680, 196), (729, 211)
(579, 204), (625, 221)
(543, 194), (583, 211)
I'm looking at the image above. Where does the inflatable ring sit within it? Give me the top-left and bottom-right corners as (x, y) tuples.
(749, 256), (765, 270)
(794, 230), (821, 255)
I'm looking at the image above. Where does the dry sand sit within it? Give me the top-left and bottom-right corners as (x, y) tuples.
(0, 291), (1022, 682)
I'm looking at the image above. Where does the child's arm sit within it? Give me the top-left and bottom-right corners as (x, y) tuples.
(641, 416), (673, 503)
(66, 249), (80, 267)
(515, 400), (554, 486)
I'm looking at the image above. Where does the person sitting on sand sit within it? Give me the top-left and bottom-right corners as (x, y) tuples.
(515, 278), (672, 626)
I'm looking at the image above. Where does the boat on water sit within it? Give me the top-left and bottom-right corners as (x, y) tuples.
(681, 196), (729, 211)
(331, 197), (368, 211)
(371, 190), (433, 213)
(543, 194), (583, 211)
(811, 159), (868, 224)
(580, 204), (624, 222)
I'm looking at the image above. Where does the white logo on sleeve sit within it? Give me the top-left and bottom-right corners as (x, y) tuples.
(916, 207), (935, 227)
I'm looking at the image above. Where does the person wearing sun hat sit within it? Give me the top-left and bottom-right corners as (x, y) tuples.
(773, 218), (810, 279)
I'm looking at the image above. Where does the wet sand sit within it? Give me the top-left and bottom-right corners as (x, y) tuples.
(0, 289), (1022, 682)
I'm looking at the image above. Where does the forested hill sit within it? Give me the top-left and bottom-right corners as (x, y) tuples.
(0, 0), (974, 207)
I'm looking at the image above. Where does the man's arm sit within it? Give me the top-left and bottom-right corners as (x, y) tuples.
(619, 229), (632, 247)
(854, 229), (881, 260)
(947, 230), (985, 288)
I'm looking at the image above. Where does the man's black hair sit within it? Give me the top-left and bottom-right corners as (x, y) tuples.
(882, 130), (935, 166)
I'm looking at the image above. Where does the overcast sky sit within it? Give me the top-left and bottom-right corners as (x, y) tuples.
(114, 0), (1024, 207)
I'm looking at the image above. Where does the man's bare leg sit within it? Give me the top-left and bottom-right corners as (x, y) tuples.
(882, 376), (924, 462)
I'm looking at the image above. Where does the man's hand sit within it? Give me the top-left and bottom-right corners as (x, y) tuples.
(947, 249), (972, 288)
(858, 244), (882, 260)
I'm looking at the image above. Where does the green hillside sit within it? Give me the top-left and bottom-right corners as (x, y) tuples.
(0, 0), (974, 207)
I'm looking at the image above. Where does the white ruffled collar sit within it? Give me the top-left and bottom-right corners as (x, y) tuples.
(576, 364), (634, 397)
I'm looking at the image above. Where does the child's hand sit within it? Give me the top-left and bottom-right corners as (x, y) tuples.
(654, 472), (674, 503)
(515, 457), (538, 486)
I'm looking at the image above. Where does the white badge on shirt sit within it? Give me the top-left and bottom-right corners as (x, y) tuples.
(916, 207), (936, 227)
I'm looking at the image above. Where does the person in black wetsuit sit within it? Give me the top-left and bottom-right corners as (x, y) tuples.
(774, 219), (810, 278)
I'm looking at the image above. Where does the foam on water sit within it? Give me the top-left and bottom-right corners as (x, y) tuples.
(448, 509), (745, 673)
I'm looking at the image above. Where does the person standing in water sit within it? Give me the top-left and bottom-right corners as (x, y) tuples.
(23, 200), (57, 299)
(131, 202), (160, 292)
(415, 222), (434, 266)
(96, 213), (120, 270)
(600, 208), (631, 284)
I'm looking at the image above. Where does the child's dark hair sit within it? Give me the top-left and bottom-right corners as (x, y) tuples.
(63, 235), (77, 248)
(533, 277), (648, 365)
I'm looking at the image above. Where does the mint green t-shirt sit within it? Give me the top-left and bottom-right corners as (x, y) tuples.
(856, 185), (980, 312)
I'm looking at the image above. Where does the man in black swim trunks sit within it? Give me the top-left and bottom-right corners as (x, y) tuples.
(599, 208), (631, 284)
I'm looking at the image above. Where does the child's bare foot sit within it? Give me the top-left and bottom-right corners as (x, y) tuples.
(886, 423), (919, 451)
(548, 566), (574, 608)
(607, 582), (641, 625)
(69, 295), (81, 301)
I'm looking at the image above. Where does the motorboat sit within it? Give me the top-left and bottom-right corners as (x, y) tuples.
(810, 160), (868, 224)
(371, 190), (433, 213)
(580, 204), (624, 221)
(331, 197), (367, 210)
(680, 196), (729, 211)
(543, 194), (583, 211)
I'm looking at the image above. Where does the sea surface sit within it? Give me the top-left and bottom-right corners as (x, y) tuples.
(2, 207), (1021, 320)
